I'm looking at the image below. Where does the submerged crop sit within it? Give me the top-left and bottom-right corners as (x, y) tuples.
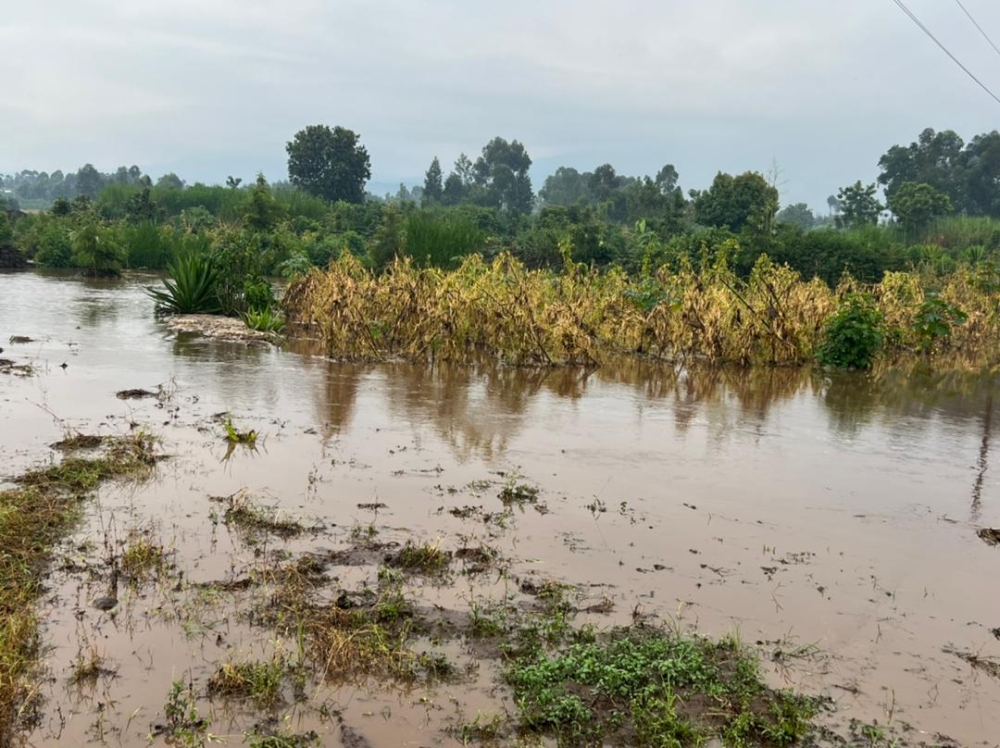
(284, 251), (1000, 369)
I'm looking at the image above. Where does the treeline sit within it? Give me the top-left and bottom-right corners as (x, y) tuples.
(4, 126), (1000, 289)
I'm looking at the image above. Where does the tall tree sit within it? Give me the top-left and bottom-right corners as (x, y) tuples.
(835, 181), (883, 229)
(472, 137), (534, 213)
(776, 203), (816, 230)
(887, 182), (952, 234)
(539, 167), (589, 206)
(286, 124), (371, 204)
(156, 173), (184, 190)
(878, 128), (965, 207)
(654, 164), (679, 193)
(693, 172), (779, 234)
(75, 164), (104, 199)
(423, 157), (443, 204)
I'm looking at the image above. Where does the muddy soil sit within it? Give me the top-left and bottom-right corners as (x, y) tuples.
(1, 270), (999, 747)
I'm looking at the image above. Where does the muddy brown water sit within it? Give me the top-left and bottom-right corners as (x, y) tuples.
(2, 269), (999, 747)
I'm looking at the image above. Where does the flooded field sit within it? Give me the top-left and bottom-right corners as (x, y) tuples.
(2, 269), (999, 747)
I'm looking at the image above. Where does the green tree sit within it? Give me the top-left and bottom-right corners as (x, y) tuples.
(654, 164), (679, 193)
(776, 202), (815, 230)
(539, 167), (590, 206)
(472, 137), (534, 213)
(887, 181), (953, 234)
(835, 181), (883, 229)
(877, 128), (965, 208)
(588, 164), (622, 203)
(423, 157), (443, 204)
(125, 187), (164, 223)
(0, 211), (12, 246)
(693, 172), (778, 233)
(243, 174), (283, 231)
(76, 164), (104, 199)
(156, 173), (185, 190)
(286, 124), (371, 203)
(962, 131), (1000, 216)
(370, 205), (407, 270)
(71, 223), (126, 277)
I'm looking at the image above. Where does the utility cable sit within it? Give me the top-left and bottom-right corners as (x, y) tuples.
(889, 0), (1000, 106)
(953, 0), (1000, 60)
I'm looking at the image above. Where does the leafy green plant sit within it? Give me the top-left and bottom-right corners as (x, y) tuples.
(245, 308), (286, 333)
(147, 254), (221, 315)
(158, 680), (211, 747)
(71, 223), (127, 277)
(816, 293), (884, 370)
(223, 418), (258, 445)
(912, 295), (967, 352)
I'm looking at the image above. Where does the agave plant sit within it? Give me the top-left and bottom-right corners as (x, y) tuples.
(147, 254), (221, 315)
(243, 307), (285, 333)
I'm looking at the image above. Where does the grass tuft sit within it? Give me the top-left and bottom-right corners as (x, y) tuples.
(0, 434), (158, 744)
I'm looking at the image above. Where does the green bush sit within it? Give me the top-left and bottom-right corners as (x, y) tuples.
(912, 295), (967, 352)
(147, 254), (221, 315)
(404, 211), (484, 269)
(33, 222), (73, 267)
(71, 224), (126, 277)
(244, 308), (285, 333)
(816, 293), (884, 369)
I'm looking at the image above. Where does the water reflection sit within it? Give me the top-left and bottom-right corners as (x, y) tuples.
(2, 270), (996, 478)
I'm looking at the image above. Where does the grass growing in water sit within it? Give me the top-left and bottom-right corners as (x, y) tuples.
(120, 532), (168, 581)
(386, 541), (451, 575)
(0, 434), (157, 744)
(505, 626), (817, 746)
(220, 490), (305, 539)
(223, 417), (258, 445)
(208, 656), (289, 707)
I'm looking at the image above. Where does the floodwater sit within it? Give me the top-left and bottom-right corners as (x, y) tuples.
(1, 269), (999, 747)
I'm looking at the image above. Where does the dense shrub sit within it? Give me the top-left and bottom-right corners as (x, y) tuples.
(816, 293), (884, 369)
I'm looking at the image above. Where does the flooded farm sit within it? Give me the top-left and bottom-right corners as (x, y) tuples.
(2, 269), (999, 747)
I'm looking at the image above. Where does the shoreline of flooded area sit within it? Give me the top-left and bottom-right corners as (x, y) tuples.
(2, 269), (999, 747)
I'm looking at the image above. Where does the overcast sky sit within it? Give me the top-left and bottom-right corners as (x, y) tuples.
(3, 0), (1000, 209)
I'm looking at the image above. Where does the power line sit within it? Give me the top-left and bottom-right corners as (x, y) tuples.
(889, 0), (1000, 106)
(953, 0), (1000, 60)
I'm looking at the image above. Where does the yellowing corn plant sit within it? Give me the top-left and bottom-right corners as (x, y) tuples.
(282, 249), (1000, 368)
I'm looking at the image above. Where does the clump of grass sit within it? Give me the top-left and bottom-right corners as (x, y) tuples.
(223, 417), (258, 445)
(0, 434), (158, 745)
(51, 433), (105, 451)
(152, 680), (212, 746)
(207, 656), (289, 707)
(504, 626), (817, 746)
(498, 481), (539, 506)
(244, 308), (286, 334)
(385, 541), (451, 575)
(248, 732), (320, 748)
(453, 712), (505, 744)
(349, 520), (378, 542)
(0, 359), (34, 377)
(68, 644), (113, 685)
(120, 533), (168, 581)
(221, 490), (305, 539)
(269, 579), (446, 685)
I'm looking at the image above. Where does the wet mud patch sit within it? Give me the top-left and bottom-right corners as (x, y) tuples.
(165, 314), (276, 345)
(115, 387), (158, 400)
(212, 488), (322, 539)
(51, 433), (105, 451)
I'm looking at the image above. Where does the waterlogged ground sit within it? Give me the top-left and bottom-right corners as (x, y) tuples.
(2, 269), (1000, 747)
